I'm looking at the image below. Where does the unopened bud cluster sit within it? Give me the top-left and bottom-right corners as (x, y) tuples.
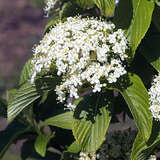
(149, 74), (160, 120)
(31, 17), (129, 110)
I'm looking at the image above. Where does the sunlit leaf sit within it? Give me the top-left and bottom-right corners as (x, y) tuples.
(8, 76), (59, 123)
(127, 0), (154, 56)
(131, 121), (160, 159)
(44, 111), (74, 130)
(72, 92), (112, 152)
(93, 0), (115, 17)
(119, 74), (152, 141)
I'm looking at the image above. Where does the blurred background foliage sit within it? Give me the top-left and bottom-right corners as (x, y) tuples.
(0, 0), (46, 96)
(0, 0), (45, 159)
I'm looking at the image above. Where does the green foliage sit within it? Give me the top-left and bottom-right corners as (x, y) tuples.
(119, 74), (152, 141)
(72, 92), (113, 152)
(0, 96), (7, 117)
(93, 0), (116, 17)
(34, 134), (53, 157)
(7, 83), (41, 123)
(44, 111), (73, 130)
(8, 75), (60, 123)
(152, 6), (160, 32)
(113, 0), (132, 29)
(75, 0), (95, 9)
(0, 121), (29, 159)
(67, 141), (81, 153)
(131, 121), (160, 160)
(127, 0), (154, 56)
(140, 35), (160, 72)
(19, 59), (33, 85)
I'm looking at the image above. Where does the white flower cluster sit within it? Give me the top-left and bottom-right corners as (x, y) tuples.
(31, 17), (129, 110)
(79, 152), (96, 160)
(149, 74), (160, 120)
(148, 155), (157, 160)
(44, 0), (58, 15)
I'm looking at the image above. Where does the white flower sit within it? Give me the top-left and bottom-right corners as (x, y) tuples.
(149, 74), (160, 120)
(44, 0), (59, 15)
(31, 17), (129, 109)
(79, 152), (96, 160)
(148, 155), (157, 160)
(149, 105), (160, 120)
(66, 103), (76, 110)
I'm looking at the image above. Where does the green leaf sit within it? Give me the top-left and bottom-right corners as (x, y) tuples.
(7, 89), (17, 102)
(127, 0), (154, 55)
(0, 96), (7, 117)
(140, 35), (160, 72)
(75, 0), (95, 9)
(152, 6), (160, 32)
(131, 121), (160, 160)
(155, 0), (160, 6)
(34, 134), (53, 157)
(113, 0), (132, 29)
(0, 121), (29, 159)
(67, 141), (81, 153)
(7, 83), (41, 123)
(8, 76), (59, 123)
(93, 0), (116, 17)
(131, 132), (148, 160)
(19, 59), (33, 85)
(44, 111), (74, 130)
(44, 16), (60, 33)
(59, 2), (75, 19)
(72, 92), (112, 152)
(119, 74), (152, 141)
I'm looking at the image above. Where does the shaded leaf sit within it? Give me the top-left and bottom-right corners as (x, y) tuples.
(21, 140), (61, 160)
(140, 35), (160, 72)
(59, 2), (78, 19)
(34, 134), (53, 157)
(113, 0), (133, 29)
(0, 97), (7, 118)
(0, 121), (29, 159)
(127, 0), (154, 55)
(19, 59), (33, 85)
(152, 5), (160, 32)
(44, 111), (74, 130)
(44, 16), (60, 33)
(75, 0), (95, 9)
(155, 0), (160, 6)
(72, 92), (113, 152)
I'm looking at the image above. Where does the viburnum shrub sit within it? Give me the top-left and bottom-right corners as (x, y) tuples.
(1, 0), (160, 160)
(31, 16), (129, 110)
